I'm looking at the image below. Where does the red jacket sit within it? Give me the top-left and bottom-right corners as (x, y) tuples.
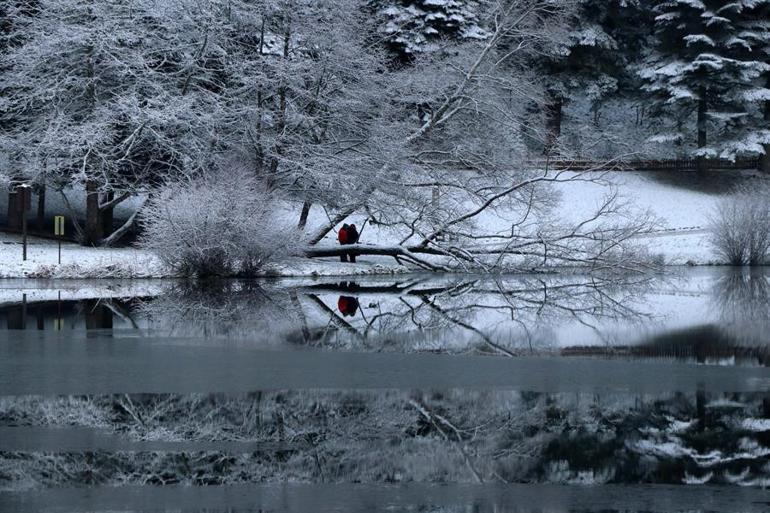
(338, 227), (349, 244)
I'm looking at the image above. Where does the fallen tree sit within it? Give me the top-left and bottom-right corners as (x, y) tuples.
(305, 166), (659, 273)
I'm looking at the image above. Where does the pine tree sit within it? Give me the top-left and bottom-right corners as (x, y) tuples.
(738, 2), (770, 172)
(537, 0), (646, 155)
(640, 0), (770, 170)
(373, 0), (489, 63)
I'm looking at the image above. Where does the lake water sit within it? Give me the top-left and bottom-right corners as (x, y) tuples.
(0, 268), (768, 512)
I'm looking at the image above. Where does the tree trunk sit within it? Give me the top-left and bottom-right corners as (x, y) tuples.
(85, 179), (103, 246)
(696, 389), (707, 432)
(297, 201), (311, 230)
(36, 185), (46, 232)
(543, 95), (563, 156)
(101, 191), (114, 239)
(6, 186), (24, 232)
(761, 78), (770, 173)
(696, 87), (708, 173)
(100, 197), (147, 247)
(268, 13), (291, 189)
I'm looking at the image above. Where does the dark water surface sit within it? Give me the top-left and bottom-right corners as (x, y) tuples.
(0, 268), (768, 512)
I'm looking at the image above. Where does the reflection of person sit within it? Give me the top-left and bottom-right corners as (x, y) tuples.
(337, 296), (359, 317)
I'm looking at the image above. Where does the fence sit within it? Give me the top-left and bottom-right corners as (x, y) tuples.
(529, 157), (761, 171)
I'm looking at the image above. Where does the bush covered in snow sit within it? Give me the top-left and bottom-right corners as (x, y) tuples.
(139, 169), (301, 277)
(709, 184), (770, 266)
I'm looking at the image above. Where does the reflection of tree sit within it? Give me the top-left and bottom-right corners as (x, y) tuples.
(301, 274), (654, 355)
(135, 274), (656, 352)
(711, 268), (770, 322)
(709, 269), (770, 354)
(140, 281), (300, 339)
(563, 324), (770, 366)
(5, 390), (768, 489)
(134, 272), (770, 362)
(540, 392), (770, 487)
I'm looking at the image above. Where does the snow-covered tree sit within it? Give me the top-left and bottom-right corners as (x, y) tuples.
(372, 0), (489, 62)
(535, 0), (645, 155)
(639, 0), (770, 169)
(737, 1), (770, 172)
(0, 0), (228, 245)
(224, 0), (395, 229)
(306, 1), (658, 272)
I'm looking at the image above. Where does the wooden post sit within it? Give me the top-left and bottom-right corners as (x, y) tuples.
(36, 185), (46, 232)
(54, 216), (65, 265)
(21, 193), (27, 261)
(19, 185), (30, 261)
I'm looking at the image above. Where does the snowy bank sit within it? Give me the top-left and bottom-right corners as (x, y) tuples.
(0, 234), (408, 279)
(0, 234), (168, 279)
(2, 170), (767, 278)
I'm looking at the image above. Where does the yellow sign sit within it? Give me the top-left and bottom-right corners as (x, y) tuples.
(54, 216), (65, 236)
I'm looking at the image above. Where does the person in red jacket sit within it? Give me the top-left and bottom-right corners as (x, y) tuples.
(346, 224), (359, 263)
(338, 224), (349, 262)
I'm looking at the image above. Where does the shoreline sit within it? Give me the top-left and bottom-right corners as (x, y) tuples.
(0, 258), (765, 280)
(0, 232), (763, 279)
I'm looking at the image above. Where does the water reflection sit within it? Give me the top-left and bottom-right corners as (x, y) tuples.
(1, 389), (768, 489)
(1, 297), (137, 331)
(1, 270), (769, 510)
(1, 269), (768, 364)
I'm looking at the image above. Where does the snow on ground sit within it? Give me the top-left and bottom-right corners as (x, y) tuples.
(1, 170), (766, 278)
(258, 256), (409, 277)
(0, 233), (407, 279)
(0, 234), (168, 279)
(547, 170), (766, 265)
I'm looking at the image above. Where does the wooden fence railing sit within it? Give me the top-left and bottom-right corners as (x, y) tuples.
(529, 157), (761, 171)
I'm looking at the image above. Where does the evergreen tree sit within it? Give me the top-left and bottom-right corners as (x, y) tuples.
(372, 0), (488, 63)
(639, 0), (770, 170)
(537, 0), (647, 155)
(738, 1), (770, 172)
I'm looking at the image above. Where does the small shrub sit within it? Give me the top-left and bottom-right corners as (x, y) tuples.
(708, 183), (770, 266)
(139, 168), (301, 277)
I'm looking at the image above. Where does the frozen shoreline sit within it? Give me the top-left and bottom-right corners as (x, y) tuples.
(0, 232), (756, 280)
(0, 247), (755, 280)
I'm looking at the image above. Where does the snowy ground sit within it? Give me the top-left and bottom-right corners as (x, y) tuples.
(0, 234), (168, 279)
(549, 170), (746, 265)
(0, 234), (408, 279)
(1, 170), (765, 278)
